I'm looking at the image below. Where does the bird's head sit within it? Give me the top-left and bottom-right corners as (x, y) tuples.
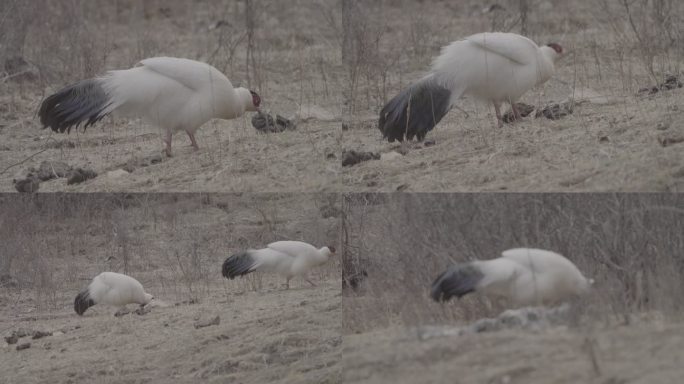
(544, 43), (564, 61)
(249, 90), (261, 112)
(322, 245), (336, 257)
(143, 293), (154, 305)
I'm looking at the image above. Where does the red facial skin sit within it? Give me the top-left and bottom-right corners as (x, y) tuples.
(547, 43), (563, 54)
(250, 90), (261, 108)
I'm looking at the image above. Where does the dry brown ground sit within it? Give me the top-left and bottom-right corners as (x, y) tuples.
(0, 0), (343, 192)
(0, 193), (342, 383)
(343, 320), (684, 384)
(340, 0), (684, 192)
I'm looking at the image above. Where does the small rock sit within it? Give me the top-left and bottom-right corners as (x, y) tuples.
(14, 176), (40, 193)
(300, 301), (308, 306)
(637, 74), (682, 96)
(423, 139), (436, 147)
(134, 306), (151, 316)
(16, 343), (31, 351)
(598, 136), (609, 143)
(657, 133), (684, 147)
(396, 184), (409, 191)
(535, 102), (573, 120)
(5, 334), (18, 345)
(32, 331), (52, 340)
(194, 315), (220, 329)
(276, 114), (295, 131)
(502, 103), (535, 123)
(656, 122), (670, 131)
(37, 160), (71, 181)
(341, 150), (380, 167)
(341, 123), (350, 131)
(67, 168), (97, 185)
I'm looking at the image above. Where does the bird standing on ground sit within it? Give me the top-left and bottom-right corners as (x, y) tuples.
(431, 248), (592, 307)
(222, 241), (335, 289)
(379, 32), (563, 142)
(38, 57), (261, 157)
(74, 272), (154, 316)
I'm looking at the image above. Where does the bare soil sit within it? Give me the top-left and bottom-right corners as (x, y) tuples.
(343, 320), (684, 384)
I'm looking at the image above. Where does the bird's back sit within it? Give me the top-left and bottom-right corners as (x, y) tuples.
(500, 248), (588, 305)
(90, 272), (144, 306)
(106, 57), (239, 130)
(432, 33), (552, 103)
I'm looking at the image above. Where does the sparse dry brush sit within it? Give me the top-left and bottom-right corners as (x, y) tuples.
(342, 193), (684, 333)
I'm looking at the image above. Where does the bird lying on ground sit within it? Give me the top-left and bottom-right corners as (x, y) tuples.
(431, 248), (592, 307)
(379, 32), (563, 142)
(222, 241), (335, 289)
(74, 272), (154, 316)
(38, 57), (261, 157)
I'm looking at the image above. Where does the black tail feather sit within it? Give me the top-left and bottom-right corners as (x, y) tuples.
(74, 289), (96, 315)
(222, 251), (257, 279)
(39, 79), (112, 134)
(430, 263), (484, 302)
(379, 76), (452, 142)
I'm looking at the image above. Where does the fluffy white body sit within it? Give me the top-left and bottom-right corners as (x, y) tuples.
(431, 248), (592, 307)
(379, 32), (563, 142)
(222, 241), (335, 289)
(74, 272), (154, 316)
(39, 57), (261, 156)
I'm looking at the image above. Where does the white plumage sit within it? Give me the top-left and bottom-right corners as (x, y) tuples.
(222, 241), (335, 289)
(74, 272), (154, 316)
(39, 57), (261, 156)
(379, 32), (563, 142)
(431, 248), (592, 307)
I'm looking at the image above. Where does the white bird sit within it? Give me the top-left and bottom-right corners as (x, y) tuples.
(222, 241), (335, 289)
(74, 272), (154, 316)
(38, 57), (261, 157)
(431, 248), (592, 307)
(379, 32), (563, 142)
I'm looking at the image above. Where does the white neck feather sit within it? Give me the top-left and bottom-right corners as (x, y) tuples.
(235, 87), (257, 113)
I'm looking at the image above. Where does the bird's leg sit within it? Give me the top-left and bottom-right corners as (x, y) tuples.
(305, 277), (317, 287)
(186, 130), (199, 150)
(285, 277), (291, 290)
(163, 130), (173, 157)
(493, 102), (504, 128)
(511, 102), (522, 121)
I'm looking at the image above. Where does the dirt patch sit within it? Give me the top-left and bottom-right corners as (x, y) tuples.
(343, 320), (684, 384)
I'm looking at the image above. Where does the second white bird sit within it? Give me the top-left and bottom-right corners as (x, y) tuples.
(222, 241), (335, 289)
